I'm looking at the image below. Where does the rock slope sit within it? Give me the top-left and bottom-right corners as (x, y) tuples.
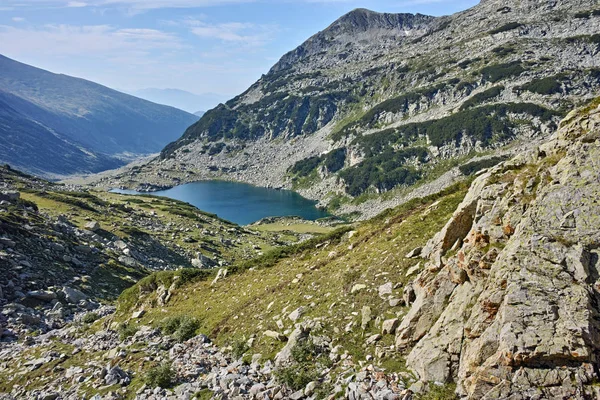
(397, 98), (600, 398)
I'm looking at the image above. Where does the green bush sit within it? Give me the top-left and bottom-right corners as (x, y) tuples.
(82, 312), (100, 324)
(274, 338), (325, 391)
(175, 316), (201, 342)
(459, 156), (509, 176)
(290, 156), (321, 177)
(161, 315), (200, 342)
(460, 86), (504, 110)
(491, 45), (516, 57)
(516, 75), (566, 95)
(118, 323), (138, 340)
(338, 148), (425, 196)
(479, 61), (525, 83)
(145, 364), (175, 388)
(231, 339), (250, 359)
(488, 22), (523, 34)
(274, 363), (319, 391)
(290, 148), (347, 177)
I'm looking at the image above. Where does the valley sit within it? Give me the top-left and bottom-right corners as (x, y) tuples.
(1, 0), (600, 399)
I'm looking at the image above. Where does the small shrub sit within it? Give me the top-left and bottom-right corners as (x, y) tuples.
(194, 389), (213, 400)
(161, 316), (182, 335)
(274, 338), (330, 391)
(491, 45), (516, 57)
(479, 61), (525, 83)
(516, 75), (565, 95)
(161, 315), (200, 342)
(459, 156), (509, 176)
(231, 339), (250, 359)
(174, 316), (200, 342)
(118, 323), (138, 340)
(145, 363), (175, 388)
(82, 312), (100, 324)
(488, 22), (523, 35)
(274, 363), (319, 391)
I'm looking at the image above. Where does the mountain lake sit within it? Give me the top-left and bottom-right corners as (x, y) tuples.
(111, 181), (330, 225)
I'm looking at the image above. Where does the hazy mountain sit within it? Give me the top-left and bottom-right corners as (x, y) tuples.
(0, 90), (123, 177)
(131, 88), (228, 114)
(194, 110), (205, 118)
(0, 55), (198, 176)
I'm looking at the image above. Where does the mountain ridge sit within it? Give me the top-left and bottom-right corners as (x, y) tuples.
(0, 55), (199, 177)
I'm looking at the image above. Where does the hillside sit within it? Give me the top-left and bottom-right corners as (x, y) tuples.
(102, 0), (600, 219)
(2, 99), (599, 399)
(0, 55), (198, 177)
(0, 165), (325, 343)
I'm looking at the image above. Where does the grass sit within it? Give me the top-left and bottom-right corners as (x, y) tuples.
(252, 223), (337, 234)
(114, 182), (468, 371)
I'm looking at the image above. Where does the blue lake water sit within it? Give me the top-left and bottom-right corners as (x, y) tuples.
(111, 181), (329, 225)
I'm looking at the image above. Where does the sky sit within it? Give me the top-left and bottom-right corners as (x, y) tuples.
(0, 0), (479, 105)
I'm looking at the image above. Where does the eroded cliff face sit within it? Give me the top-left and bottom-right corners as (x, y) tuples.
(397, 100), (600, 398)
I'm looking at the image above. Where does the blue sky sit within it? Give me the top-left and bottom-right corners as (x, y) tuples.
(0, 0), (479, 101)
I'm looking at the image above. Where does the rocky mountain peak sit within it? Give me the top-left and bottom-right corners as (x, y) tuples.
(268, 8), (435, 73)
(327, 8), (434, 35)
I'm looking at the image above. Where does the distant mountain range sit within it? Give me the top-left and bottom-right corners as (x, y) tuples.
(0, 55), (199, 177)
(130, 88), (228, 114)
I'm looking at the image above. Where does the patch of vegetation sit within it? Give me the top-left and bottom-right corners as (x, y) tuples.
(338, 148), (426, 196)
(418, 383), (458, 399)
(274, 338), (330, 391)
(488, 22), (523, 35)
(460, 85), (504, 110)
(162, 90), (357, 157)
(479, 61), (525, 83)
(81, 312), (100, 324)
(145, 363), (175, 389)
(119, 269), (213, 313)
(35, 191), (99, 212)
(160, 315), (201, 342)
(564, 34), (600, 44)
(574, 9), (600, 19)
(491, 45), (516, 58)
(232, 226), (352, 273)
(118, 323), (139, 340)
(231, 339), (250, 359)
(459, 156), (509, 176)
(356, 103), (557, 151)
(515, 74), (567, 95)
(458, 57), (482, 69)
(334, 81), (454, 138)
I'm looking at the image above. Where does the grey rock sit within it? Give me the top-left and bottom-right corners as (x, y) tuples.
(61, 286), (87, 304)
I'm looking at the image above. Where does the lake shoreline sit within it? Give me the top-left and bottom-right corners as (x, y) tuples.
(110, 180), (331, 226)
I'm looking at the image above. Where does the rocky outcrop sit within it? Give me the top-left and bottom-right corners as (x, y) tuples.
(396, 100), (600, 398)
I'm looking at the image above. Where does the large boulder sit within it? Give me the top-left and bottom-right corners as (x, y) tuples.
(61, 287), (87, 304)
(396, 103), (600, 399)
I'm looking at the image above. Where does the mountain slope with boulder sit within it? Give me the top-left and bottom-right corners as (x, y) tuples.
(4, 99), (598, 399)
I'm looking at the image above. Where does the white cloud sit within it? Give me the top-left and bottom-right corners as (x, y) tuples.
(67, 1), (87, 6)
(0, 24), (183, 56)
(188, 21), (278, 47)
(11, 17), (25, 22)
